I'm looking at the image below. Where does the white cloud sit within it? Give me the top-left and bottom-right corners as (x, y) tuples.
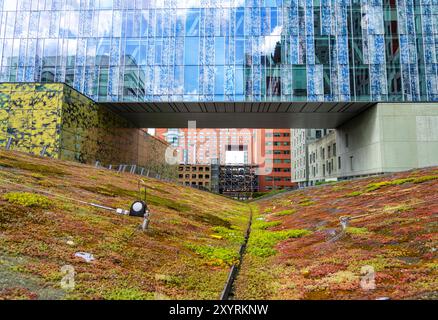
(260, 26), (283, 55)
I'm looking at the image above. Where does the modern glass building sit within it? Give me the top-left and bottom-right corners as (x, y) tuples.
(0, 0), (437, 103)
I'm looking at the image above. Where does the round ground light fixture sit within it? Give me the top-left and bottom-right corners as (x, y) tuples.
(130, 200), (147, 217)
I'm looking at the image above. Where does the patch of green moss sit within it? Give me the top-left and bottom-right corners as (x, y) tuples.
(347, 256), (404, 272)
(324, 270), (358, 285)
(353, 175), (438, 194)
(168, 219), (182, 225)
(345, 227), (369, 235)
(298, 199), (316, 206)
(346, 191), (364, 197)
(247, 229), (311, 258)
(412, 175), (438, 184)
(365, 180), (406, 192)
(155, 274), (182, 287)
(274, 209), (296, 216)
(425, 262), (438, 270)
(234, 255), (284, 300)
(148, 194), (190, 212)
(3, 192), (52, 209)
(0, 159), (66, 176)
(187, 212), (232, 229)
(37, 180), (57, 188)
(186, 244), (240, 267)
(252, 219), (282, 230)
(383, 204), (413, 213)
(81, 185), (117, 197)
(211, 226), (245, 244)
(274, 199), (292, 207)
(263, 207), (273, 214)
(176, 261), (229, 299)
(364, 176), (437, 192)
(102, 288), (154, 300)
(332, 185), (346, 192)
(9, 265), (31, 274)
(30, 173), (45, 180)
(0, 202), (47, 229)
(148, 185), (172, 195)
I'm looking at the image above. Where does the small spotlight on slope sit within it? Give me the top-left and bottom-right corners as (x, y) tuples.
(130, 200), (151, 231)
(130, 200), (147, 217)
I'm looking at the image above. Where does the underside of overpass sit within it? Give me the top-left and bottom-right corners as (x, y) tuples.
(100, 101), (376, 129)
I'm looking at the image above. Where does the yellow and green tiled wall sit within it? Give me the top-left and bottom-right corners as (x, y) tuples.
(0, 82), (174, 175)
(0, 83), (63, 158)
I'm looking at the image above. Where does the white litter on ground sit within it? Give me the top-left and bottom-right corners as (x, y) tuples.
(74, 252), (95, 263)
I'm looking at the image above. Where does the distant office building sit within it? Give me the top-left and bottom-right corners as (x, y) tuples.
(157, 128), (296, 192)
(292, 129), (332, 187)
(177, 164), (212, 190)
(258, 129), (295, 192)
(308, 130), (339, 185)
(156, 128), (183, 148)
(219, 165), (259, 199)
(336, 103), (438, 179)
(299, 102), (438, 185)
(155, 128), (258, 165)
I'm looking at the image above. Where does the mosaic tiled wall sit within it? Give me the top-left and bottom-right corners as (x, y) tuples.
(0, 82), (176, 176)
(59, 85), (138, 165)
(0, 0), (436, 103)
(0, 83), (63, 157)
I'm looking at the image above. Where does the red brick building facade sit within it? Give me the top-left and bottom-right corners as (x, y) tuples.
(258, 129), (295, 192)
(154, 128), (295, 192)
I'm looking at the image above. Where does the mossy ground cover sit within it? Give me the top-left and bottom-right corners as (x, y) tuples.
(234, 167), (438, 300)
(0, 150), (250, 300)
(3, 192), (53, 209)
(273, 209), (296, 216)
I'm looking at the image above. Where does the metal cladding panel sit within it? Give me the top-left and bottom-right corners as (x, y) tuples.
(99, 101), (377, 128)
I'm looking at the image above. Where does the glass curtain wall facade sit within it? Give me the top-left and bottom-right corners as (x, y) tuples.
(0, 0), (437, 103)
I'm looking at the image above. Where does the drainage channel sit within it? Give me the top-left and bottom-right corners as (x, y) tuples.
(220, 206), (253, 300)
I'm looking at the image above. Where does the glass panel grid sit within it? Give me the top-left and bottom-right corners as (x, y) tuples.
(0, 0), (436, 102)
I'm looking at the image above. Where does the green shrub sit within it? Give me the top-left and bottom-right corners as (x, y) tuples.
(274, 209), (296, 216)
(3, 192), (52, 209)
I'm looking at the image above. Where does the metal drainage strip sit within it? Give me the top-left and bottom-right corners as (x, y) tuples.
(220, 207), (253, 300)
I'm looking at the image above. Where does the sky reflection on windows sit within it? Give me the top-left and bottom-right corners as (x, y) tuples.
(0, 0), (436, 103)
